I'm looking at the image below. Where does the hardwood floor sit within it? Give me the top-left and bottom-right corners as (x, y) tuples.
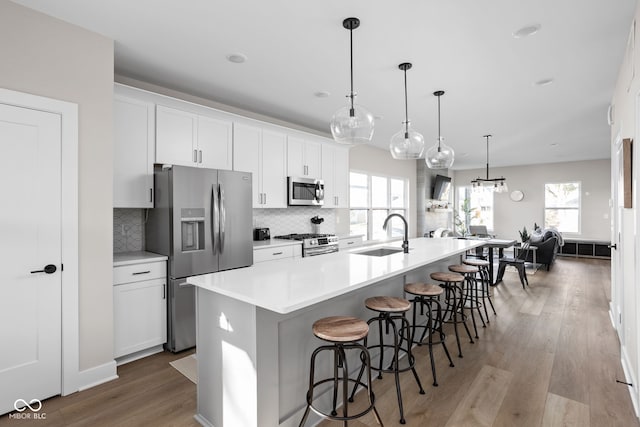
(1, 258), (637, 427)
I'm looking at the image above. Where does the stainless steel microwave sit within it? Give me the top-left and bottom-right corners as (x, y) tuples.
(288, 177), (324, 206)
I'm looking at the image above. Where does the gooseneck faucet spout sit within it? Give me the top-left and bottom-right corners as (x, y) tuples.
(382, 213), (409, 253)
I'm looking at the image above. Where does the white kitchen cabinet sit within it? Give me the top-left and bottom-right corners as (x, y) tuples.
(113, 260), (167, 361)
(287, 134), (321, 178)
(253, 243), (302, 263)
(234, 121), (287, 208)
(113, 85), (155, 208)
(321, 143), (350, 208)
(156, 104), (232, 170)
(338, 235), (363, 250)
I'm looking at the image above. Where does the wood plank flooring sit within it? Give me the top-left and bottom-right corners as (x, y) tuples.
(1, 258), (637, 427)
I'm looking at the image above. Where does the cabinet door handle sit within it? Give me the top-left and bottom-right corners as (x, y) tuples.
(272, 251), (283, 256)
(347, 241), (354, 245)
(163, 283), (166, 299)
(263, 193), (267, 204)
(193, 149), (198, 163)
(150, 188), (153, 203)
(132, 270), (151, 275)
(198, 150), (203, 163)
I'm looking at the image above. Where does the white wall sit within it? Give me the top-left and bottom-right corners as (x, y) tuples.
(453, 159), (611, 241)
(344, 145), (418, 238)
(0, 2), (114, 371)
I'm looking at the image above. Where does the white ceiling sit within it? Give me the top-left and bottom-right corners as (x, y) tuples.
(13, 0), (636, 169)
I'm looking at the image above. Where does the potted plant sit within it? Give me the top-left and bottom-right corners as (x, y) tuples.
(518, 226), (530, 242)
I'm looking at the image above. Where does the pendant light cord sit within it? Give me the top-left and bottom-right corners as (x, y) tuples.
(349, 26), (355, 116)
(485, 135), (491, 179)
(403, 68), (409, 138)
(437, 94), (442, 152)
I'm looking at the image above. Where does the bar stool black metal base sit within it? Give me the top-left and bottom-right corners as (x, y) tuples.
(401, 295), (455, 386)
(298, 342), (383, 427)
(350, 312), (423, 424)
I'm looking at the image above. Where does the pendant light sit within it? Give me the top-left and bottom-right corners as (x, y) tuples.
(425, 90), (455, 169)
(471, 134), (508, 193)
(330, 17), (375, 145)
(389, 62), (425, 159)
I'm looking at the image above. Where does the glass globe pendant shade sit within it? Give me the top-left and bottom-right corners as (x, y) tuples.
(425, 137), (455, 169)
(390, 122), (424, 159)
(330, 95), (375, 145)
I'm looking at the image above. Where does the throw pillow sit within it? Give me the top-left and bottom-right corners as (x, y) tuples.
(529, 231), (544, 243)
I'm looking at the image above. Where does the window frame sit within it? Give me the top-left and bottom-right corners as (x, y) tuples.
(349, 170), (409, 241)
(543, 181), (581, 235)
(455, 186), (494, 235)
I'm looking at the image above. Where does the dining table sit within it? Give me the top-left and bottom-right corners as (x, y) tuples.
(458, 237), (517, 285)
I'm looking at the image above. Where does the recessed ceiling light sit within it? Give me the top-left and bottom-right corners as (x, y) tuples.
(513, 24), (541, 38)
(534, 78), (554, 86)
(226, 53), (247, 64)
(550, 142), (559, 147)
(314, 91), (330, 98)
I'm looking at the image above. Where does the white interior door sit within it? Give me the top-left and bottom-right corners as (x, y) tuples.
(612, 132), (624, 335)
(0, 103), (62, 414)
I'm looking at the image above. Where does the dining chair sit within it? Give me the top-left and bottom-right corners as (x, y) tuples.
(495, 242), (530, 288)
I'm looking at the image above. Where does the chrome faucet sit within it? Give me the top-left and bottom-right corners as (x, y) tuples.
(382, 213), (409, 253)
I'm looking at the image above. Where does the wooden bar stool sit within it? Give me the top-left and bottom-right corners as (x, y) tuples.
(462, 258), (497, 318)
(430, 271), (474, 358)
(350, 296), (424, 424)
(298, 316), (383, 427)
(448, 264), (486, 339)
(403, 282), (455, 387)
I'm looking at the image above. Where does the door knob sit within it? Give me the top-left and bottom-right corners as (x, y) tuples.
(30, 264), (57, 274)
(608, 244), (617, 250)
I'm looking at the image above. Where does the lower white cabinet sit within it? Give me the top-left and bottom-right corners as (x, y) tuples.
(113, 260), (167, 360)
(338, 235), (363, 250)
(253, 244), (302, 263)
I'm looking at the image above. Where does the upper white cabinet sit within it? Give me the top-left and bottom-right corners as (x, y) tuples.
(156, 104), (232, 170)
(113, 84), (155, 208)
(287, 135), (321, 178)
(234, 121), (287, 208)
(321, 143), (350, 208)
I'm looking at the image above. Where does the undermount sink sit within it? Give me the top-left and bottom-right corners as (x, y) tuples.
(355, 247), (404, 257)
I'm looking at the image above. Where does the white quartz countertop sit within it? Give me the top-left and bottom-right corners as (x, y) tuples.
(113, 251), (168, 267)
(188, 237), (483, 314)
(252, 239), (303, 250)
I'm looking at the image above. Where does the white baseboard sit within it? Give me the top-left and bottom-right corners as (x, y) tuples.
(620, 345), (639, 418)
(115, 345), (164, 366)
(77, 360), (118, 392)
(609, 304), (617, 330)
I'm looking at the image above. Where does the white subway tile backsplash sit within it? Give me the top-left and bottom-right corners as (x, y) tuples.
(253, 207), (335, 236)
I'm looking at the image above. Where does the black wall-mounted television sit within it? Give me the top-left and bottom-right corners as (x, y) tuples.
(432, 174), (451, 201)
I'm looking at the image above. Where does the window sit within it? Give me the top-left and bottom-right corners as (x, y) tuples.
(456, 186), (494, 235)
(350, 172), (408, 241)
(545, 182), (580, 233)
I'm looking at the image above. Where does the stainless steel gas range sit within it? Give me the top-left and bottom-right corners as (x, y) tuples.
(273, 233), (339, 257)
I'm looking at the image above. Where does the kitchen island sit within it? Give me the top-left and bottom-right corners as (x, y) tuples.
(187, 237), (483, 427)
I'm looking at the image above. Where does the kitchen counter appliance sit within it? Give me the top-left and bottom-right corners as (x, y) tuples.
(274, 233), (339, 257)
(146, 164), (253, 352)
(253, 227), (270, 241)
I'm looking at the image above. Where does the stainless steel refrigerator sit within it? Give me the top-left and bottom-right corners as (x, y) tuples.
(146, 164), (253, 352)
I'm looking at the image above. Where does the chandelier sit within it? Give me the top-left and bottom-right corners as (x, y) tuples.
(471, 134), (508, 193)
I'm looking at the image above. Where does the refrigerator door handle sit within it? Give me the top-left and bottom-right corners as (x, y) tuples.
(219, 182), (226, 252)
(212, 184), (220, 254)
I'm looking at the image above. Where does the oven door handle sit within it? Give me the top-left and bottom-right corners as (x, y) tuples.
(305, 246), (339, 256)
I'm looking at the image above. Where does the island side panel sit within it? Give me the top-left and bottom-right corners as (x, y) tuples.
(197, 288), (268, 427)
